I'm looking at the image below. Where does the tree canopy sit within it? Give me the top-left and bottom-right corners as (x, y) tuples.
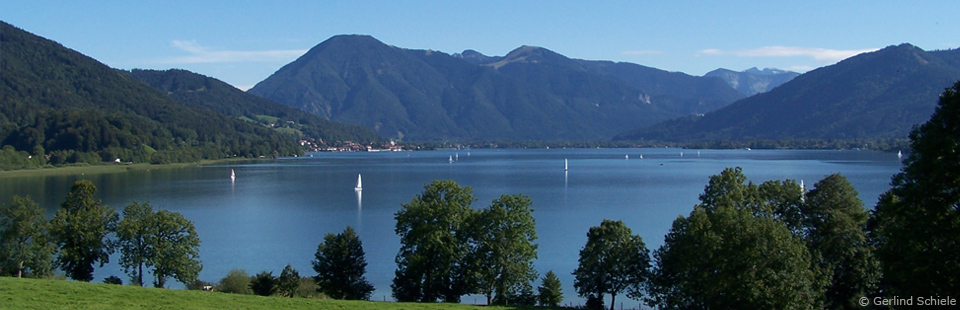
(313, 226), (374, 300)
(573, 219), (650, 310)
(49, 180), (118, 282)
(0, 195), (54, 278)
(392, 180), (476, 303)
(467, 194), (538, 305)
(647, 168), (820, 309)
(871, 81), (960, 298)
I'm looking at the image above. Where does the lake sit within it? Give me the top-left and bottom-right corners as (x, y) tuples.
(1, 148), (902, 308)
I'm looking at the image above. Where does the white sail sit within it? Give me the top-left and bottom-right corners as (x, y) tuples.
(564, 158), (568, 171)
(449, 156), (454, 163)
(355, 174), (362, 191)
(230, 169), (235, 181)
(898, 150), (902, 159)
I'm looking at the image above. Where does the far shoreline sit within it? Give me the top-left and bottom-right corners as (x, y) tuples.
(0, 158), (263, 178)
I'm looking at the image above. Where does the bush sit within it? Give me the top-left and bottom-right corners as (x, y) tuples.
(103, 275), (123, 285)
(217, 269), (252, 294)
(249, 271), (278, 296)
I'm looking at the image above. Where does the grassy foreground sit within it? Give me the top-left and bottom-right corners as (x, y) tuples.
(0, 277), (535, 310)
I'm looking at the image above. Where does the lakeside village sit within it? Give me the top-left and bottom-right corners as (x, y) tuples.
(299, 138), (406, 152)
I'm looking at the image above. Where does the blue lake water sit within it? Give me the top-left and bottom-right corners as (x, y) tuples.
(0, 148), (903, 307)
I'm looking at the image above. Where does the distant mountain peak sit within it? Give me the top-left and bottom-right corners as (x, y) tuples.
(488, 45), (567, 69)
(705, 67), (800, 96)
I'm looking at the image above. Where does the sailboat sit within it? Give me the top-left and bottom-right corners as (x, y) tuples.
(898, 150), (903, 159)
(564, 158), (568, 171)
(449, 156), (454, 163)
(354, 174), (362, 191)
(230, 169), (235, 181)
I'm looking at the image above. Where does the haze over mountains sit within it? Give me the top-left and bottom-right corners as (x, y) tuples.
(617, 44), (960, 141)
(4, 18), (959, 157)
(247, 35), (750, 141)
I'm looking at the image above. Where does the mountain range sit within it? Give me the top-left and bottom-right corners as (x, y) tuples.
(0, 21), (376, 166)
(616, 44), (960, 142)
(248, 35), (746, 141)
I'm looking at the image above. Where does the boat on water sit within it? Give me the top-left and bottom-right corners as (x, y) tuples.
(354, 174), (362, 191)
(230, 169), (235, 181)
(898, 150), (903, 159)
(449, 156), (454, 163)
(564, 158), (568, 171)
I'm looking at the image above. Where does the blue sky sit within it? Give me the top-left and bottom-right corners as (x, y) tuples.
(3, 1), (958, 90)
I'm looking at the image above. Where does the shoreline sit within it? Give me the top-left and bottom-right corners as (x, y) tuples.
(0, 158), (261, 178)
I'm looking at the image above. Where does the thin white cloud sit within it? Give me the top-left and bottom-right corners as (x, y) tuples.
(698, 46), (879, 63)
(621, 50), (665, 56)
(161, 40), (307, 64)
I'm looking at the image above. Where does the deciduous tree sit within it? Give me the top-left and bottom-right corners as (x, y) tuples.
(804, 174), (879, 309)
(313, 226), (374, 300)
(116, 202), (202, 288)
(647, 168), (820, 309)
(392, 180), (475, 302)
(49, 180), (118, 281)
(871, 81), (960, 298)
(468, 194), (538, 305)
(573, 219), (650, 310)
(0, 195), (55, 278)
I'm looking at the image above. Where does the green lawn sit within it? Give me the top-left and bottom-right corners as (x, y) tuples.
(0, 277), (541, 310)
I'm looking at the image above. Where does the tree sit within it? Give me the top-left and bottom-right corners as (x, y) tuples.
(103, 275), (123, 285)
(217, 268), (252, 294)
(313, 226), (374, 300)
(537, 270), (563, 307)
(116, 201), (153, 286)
(804, 174), (879, 309)
(392, 180), (475, 302)
(0, 195), (55, 278)
(647, 168), (820, 309)
(871, 81), (960, 298)
(250, 271), (278, 296)
(468, 194), (538, 305)
(148, 209), (202, 288)
(277, 264), (301, 298)
(573, 219), (650, 310)
(49, 180), (118, 281)
(116, 202), (202, 288)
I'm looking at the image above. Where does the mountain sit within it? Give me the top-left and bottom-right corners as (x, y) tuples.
(704, 67), (800, 96)
(127, 69), (382, 144)
(248, 35), (744, 141)
(616, 44), (960, 142)
(0, 21), (301, 167)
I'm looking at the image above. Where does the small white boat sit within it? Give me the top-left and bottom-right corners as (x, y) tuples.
(897, 150), (902, 159)
(639, 154), (643, 159)
(354, 174), (362, 191)
(230, 169), (236, 181)
(564, 158), (568, 171)
(449, 156), (454, 163)
(625, 155), (629, 159)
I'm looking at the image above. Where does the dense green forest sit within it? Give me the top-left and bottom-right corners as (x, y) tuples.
(127, 69), (383, 145)
(0, 21), (306, 170)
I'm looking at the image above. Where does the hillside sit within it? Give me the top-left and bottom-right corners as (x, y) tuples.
(0, 277), (529, 310)
(127, 69), (383, 144)
(704, 67), (800, 96)
(0, 21), (301, 167)
(617, 44), (960, 142)
(248, 35), (744, 141)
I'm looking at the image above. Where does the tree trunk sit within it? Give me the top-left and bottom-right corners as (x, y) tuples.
(609, 293), (616, 310)
(486, 293), (492, 305)
(138, 263), (144, 286)
(17, 260), (24, 278)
